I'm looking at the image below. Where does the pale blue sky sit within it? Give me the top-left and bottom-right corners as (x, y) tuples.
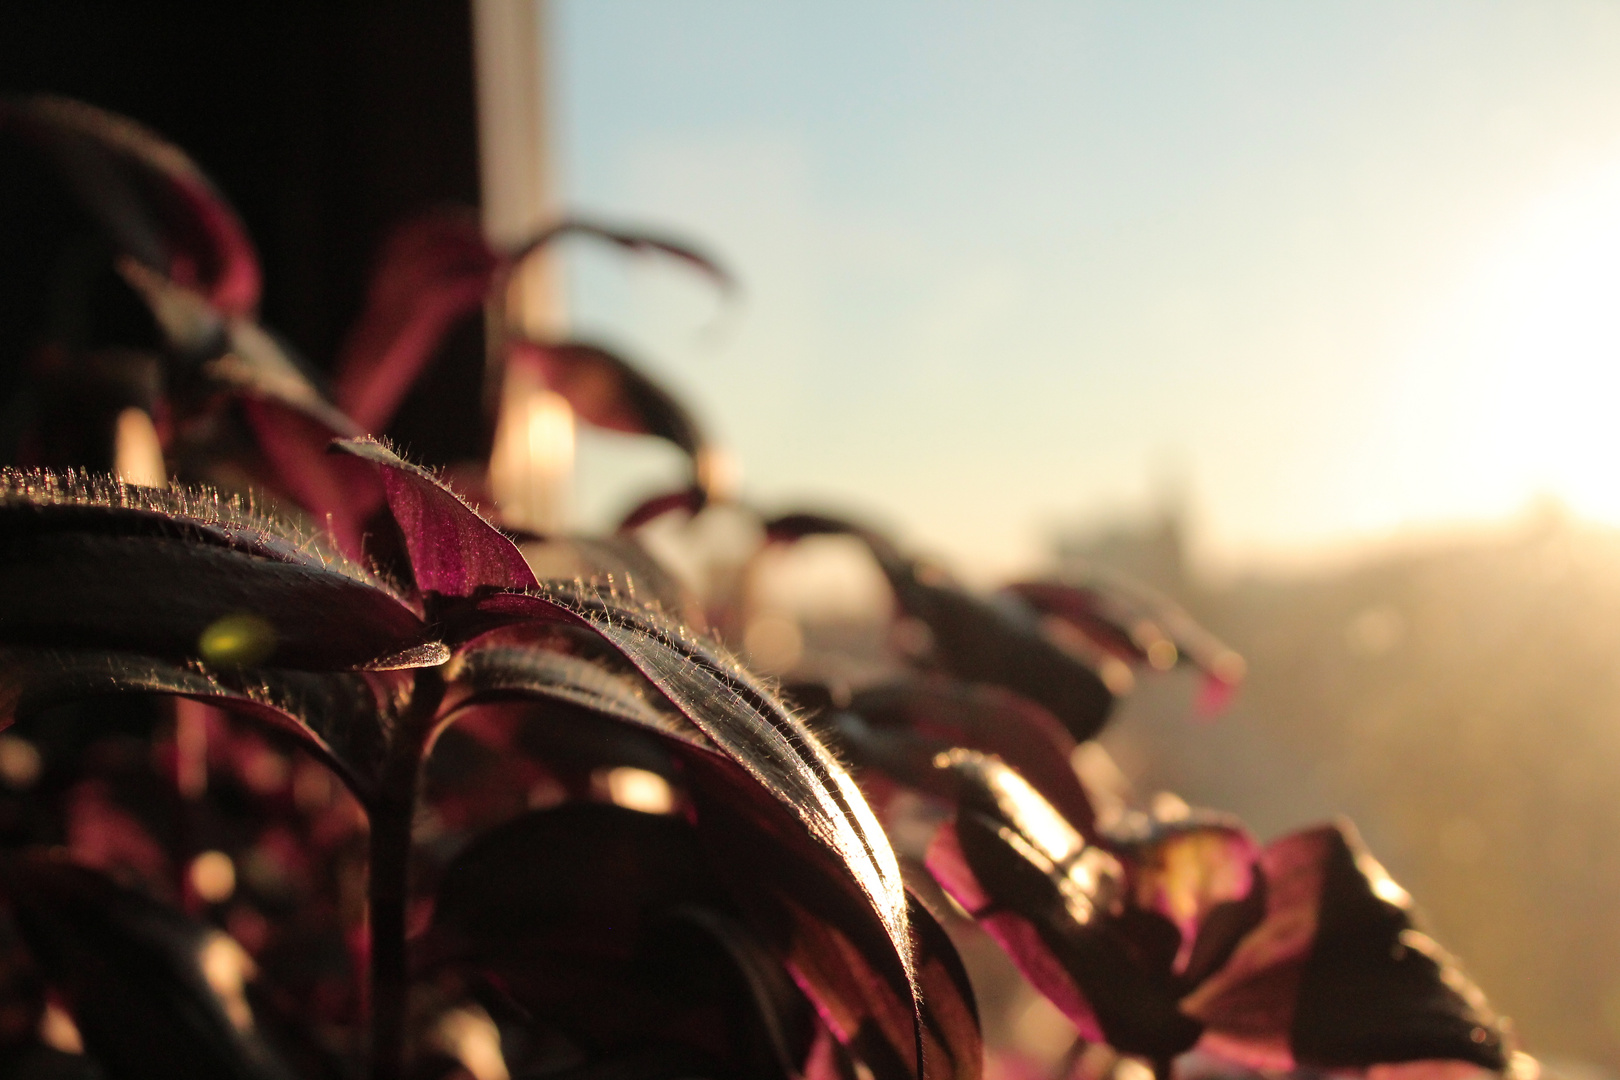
(551, 2), (1620, 578)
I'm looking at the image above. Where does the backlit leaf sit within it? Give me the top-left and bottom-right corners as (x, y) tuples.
(330, 438), (537, 598)
(0, 470), (430, 671)
(766, 514), (1115, 741)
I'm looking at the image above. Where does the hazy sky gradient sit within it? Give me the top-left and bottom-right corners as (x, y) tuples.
(552, 2), (1620, 578)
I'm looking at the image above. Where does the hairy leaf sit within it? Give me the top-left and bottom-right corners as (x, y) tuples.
(325, 445), (936, 1069)
(0, 649), (396, 799)
(0, 471), (431, 670)
(341, 445), (906, 951)
(331, 438), (536, 598)
(516, 533), (706, 629)
(238, 398), (382, 563)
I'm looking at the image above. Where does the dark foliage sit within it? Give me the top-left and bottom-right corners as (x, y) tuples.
(0, 97), (1531, 1080)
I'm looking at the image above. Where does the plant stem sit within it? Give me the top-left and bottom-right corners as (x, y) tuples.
(367, 667), (444, 1080)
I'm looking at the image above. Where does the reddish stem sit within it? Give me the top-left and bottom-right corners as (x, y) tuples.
(367, 667), (443, 1080)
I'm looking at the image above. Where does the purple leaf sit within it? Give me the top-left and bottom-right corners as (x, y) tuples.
(1004, 579), (1246, 716)
(431, 641), (976, 1079)
(440, 642), (710, 753)
(237, 398), (381, 563)
(1103, 811), (1262, 982)
(509, 218), (734, 300)
(332, 211), (498, 431)
(461, 584), (948, 1076)
(507, 338), (709, 470)
(690, 787), (978, 1080)
(1182, 822), (1509, 1073)
(329, 437), (537, 597)
(617, 486), (707, 532)
(1290, 822), (1506, 1071)
(923, 751), (1200, 1060)
(515, 533), (707, 629)
(330, 212), (731, 436)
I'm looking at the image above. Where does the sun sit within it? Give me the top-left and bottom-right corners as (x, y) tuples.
(1378, 155), (1620, 532)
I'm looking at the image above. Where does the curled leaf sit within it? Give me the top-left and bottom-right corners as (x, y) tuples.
(508, 218), (734, 300)
(820, 679), (1095, 835)
(2, 96), (261, 318)
(331, 211), (732, 435)
(924, 751), (1200, 1060)
(1184, 821), (1509, 1073)
(1004, 579), (1245, 714)
(1290, 823), (1506, 1071)
(333, 211), (498, 431)
(507, 338), (710, 483)
(1104, 810), (1261, 982)
(766, 514), (1115, 741)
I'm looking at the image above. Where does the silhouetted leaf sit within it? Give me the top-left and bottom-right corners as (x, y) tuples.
(331, 211), (731, 435)
(0, 650), (397, 798)
(1003, 579), (1245, 715)
(1292, 822), (1506, 1070)
(616, 486), (707, 532)
(422, 804), (813, 1079)
(509, 219), (734, 299)
(0, 471), (432, 670)
(2, 96), (260, 318)
(328, 440), (930, 1068)
(690, 786), (978, 1080)
(0, 851), (294, 1080)
(433, 643), (973, 1078)
(766, 514), (1116, 741)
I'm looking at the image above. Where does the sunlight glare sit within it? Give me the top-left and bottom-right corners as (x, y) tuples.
(1387, 155), (1620, 530)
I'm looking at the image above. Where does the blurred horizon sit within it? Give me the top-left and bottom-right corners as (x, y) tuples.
(550, 1), (1620, 583)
